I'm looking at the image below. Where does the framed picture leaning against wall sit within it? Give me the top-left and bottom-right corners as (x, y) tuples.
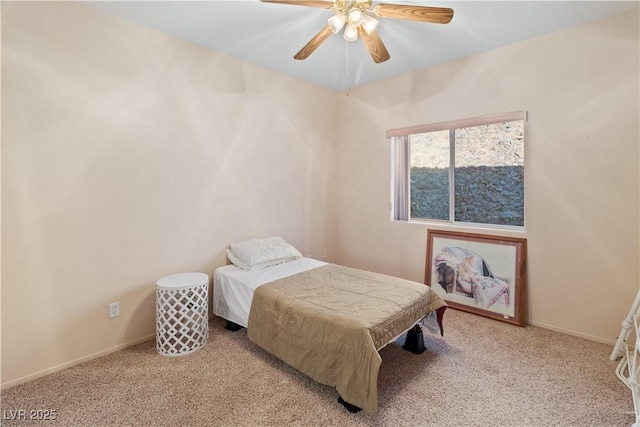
(425, 229), (527, 326)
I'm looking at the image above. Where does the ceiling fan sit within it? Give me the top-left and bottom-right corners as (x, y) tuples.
(260, 0), (454, 64)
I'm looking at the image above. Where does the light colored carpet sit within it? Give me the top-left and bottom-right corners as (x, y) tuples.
(1, 309), (633, 426)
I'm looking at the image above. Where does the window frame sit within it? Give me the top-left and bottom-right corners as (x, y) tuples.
(389, 111), (527, 230)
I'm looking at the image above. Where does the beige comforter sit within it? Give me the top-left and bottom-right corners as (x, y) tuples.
(247, 263), (446, 416)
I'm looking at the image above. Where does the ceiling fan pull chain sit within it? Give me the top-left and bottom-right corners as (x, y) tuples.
(346, 41), (350, 96)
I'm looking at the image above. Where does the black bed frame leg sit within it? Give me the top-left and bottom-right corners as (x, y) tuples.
(402, 324), (426, 354)
(338, 396), (362, 413)
(225, 320), (243, 331)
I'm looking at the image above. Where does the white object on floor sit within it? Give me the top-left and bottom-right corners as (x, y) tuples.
(156, 272), (209, 356)
(612, 289), (640, 427)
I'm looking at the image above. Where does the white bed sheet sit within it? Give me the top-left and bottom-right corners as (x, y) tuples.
(213, 257), (327, 327)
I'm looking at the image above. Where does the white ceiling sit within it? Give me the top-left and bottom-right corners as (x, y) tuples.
(85, 0), (639, 91)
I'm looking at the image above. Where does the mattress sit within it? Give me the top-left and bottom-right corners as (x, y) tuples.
(213, 257), (327, 327)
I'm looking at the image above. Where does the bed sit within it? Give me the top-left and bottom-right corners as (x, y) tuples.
(213, 237), (447, 416)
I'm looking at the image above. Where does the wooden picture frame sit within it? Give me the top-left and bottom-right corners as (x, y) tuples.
(425, 229), (527, 326)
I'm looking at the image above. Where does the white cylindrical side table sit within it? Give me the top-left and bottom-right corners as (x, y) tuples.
(156, 272), (209, 356)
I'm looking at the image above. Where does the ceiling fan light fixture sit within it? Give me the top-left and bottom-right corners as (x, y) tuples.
(347, 7), (363, 24)
(343, 23), (359, 41)
(360, 14), (378, 35)
(327, 13), (347, 33)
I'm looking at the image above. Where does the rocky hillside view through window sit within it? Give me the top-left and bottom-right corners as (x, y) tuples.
(410, 121), (524, 226)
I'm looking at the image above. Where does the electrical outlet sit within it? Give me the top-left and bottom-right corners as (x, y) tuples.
(109, 302), (120, 319)
(322, 249), (327, 259)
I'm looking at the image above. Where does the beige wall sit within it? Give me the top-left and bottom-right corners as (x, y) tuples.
(2, 2), (639, 389)
(336, 10), (640, 343)
(1, 2), (337, 387)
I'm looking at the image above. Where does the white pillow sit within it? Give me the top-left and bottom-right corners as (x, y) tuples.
(227, 236), (302, 271)
(226, 249), (300, 271)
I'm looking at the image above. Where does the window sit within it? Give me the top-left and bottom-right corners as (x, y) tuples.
(390, 111), (526, 228)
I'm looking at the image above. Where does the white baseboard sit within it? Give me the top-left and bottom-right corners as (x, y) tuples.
(1, 334), (156, 390)
(529, 320), (616, 346)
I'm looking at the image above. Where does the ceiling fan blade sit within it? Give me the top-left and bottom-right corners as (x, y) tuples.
(374, 4), (454, 24)
(260, 0), (334, 9)
(358, 27), (390, 64)
(294, 25), (334, 60)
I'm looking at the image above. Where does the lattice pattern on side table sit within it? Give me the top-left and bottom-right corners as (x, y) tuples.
(156, 273), (209, 356)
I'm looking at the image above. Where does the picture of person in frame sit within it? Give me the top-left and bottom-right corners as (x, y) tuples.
(433, 246), (511, 309)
